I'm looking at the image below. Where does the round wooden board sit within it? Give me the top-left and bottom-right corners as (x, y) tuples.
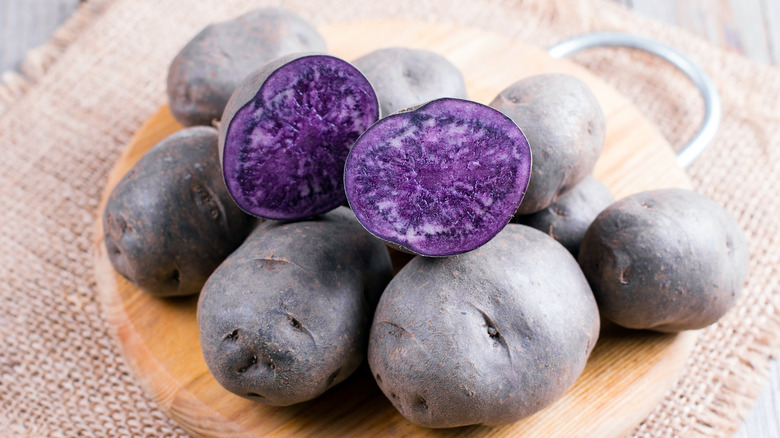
(94, 20), (699, 438)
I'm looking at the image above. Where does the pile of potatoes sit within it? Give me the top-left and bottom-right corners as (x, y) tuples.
(102, 8), (749, 429)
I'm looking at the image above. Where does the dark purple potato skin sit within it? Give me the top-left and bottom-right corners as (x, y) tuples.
(514, 176), (614, 257)
(219, 53), (379, 221)
(197, 207), (393, 406)
(578, 189), (749, 332)
(103, 127), (255, 297)
(167, 8), (327, 127)
(352, 47), (468, 117)
(490, 74), (606, 214)
(368, 224), (600, 428)
(344, 98), (531, 257)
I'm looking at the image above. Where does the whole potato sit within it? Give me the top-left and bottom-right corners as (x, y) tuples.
(368, 224), (599, 428)
(513, 176), (614, 257)
(578, 189), (749, 332)
(198, 207), (393, 406)
(490, 74), (606, 214)
(167, 8), (326, 126)
(352, 47), (468, 117)
(103, 127), (255, 297)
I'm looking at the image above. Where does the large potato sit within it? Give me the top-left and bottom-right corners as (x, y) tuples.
(578, 189), (749, 332)
(197, 207), (393, 406)
(102, 127), (254, 297)
(352, 47), (468, 117)
(368, 224), (599, 427)
(490, 74), (606, 214)
(167, 8), (326, 126)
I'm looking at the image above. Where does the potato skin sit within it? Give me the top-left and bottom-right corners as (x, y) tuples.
(578, 189), (749, 332)
(490, 74), (606, 214)
(102, 127), (255, 297)
(197, 207), (393, 406)
(368, 224), (599, 428)
(352, 48), (468, 117)
(513, 176), (614, 257)
(167, 8), (326, 126)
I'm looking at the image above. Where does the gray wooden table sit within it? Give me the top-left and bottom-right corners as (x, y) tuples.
(1, 0), (777, 436)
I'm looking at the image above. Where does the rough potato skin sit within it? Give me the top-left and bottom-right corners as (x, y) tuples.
(197, 207), (393, 406)
(167, 8), (326, 126)
(490, 74), (606, 214)
(578, 189), (749, 332)
(368, 224), (600, 428)
(514, 176), (614, 257)
(352, 48), (468, 117)
(103, 127), (255, 297)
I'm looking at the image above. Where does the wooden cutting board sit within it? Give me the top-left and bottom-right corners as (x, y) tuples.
(93, 20), (698, 438)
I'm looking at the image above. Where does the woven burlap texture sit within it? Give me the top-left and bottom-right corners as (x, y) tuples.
(1, 0), (778, 436)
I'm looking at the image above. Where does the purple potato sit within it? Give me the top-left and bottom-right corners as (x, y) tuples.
(368, 224), (600, 427)
(103, 127), (255, 297)
(490, 74), (606, 214)
(578, 189), (749, 332)
(197, 207), (393, 406)
(344, 98), (531, 257)
(167, 8), (326, 127)
(514, 176), (614, 257)
(219, 53), (379, 220)
(352, 47), (468, 117)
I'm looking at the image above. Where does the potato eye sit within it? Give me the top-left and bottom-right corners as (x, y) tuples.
(224, 329), (240, 341)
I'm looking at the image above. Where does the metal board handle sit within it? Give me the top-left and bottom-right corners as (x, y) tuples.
(548, 32), (721, 169)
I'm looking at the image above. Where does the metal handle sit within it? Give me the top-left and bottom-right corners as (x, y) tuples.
(548, 32), (721, 169)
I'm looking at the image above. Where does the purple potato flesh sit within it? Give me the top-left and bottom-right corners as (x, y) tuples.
(220, 54), (378, 221)
(344, 98), (531, 257)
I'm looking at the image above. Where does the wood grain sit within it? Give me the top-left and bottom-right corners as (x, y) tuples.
(93, 20), (699, 437)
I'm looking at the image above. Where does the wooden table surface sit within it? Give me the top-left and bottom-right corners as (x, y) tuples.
(1, 0), (777, 436)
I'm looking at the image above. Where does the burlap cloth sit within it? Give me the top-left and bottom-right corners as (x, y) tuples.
(1, 0), (778, 436)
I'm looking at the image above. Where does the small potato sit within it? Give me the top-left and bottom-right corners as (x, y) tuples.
(352, 48), (468, 117)
(578, 189), (749, 332)
(103, 127), (255, 297)
(513, 176), (614, 257)
(490, 74), (606, 214)
(167, 8), (326, 126)
(368, 224), (599, 428)
(198, 207), (393, 406)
